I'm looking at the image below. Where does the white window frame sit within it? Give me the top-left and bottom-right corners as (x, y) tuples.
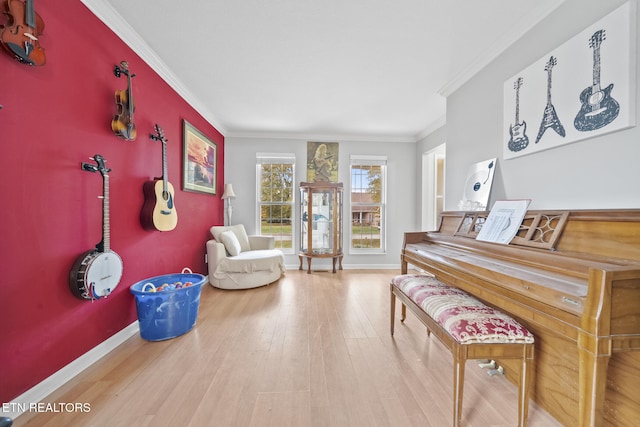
(349, 155), (387, 254)
(256, 153), (296, 254)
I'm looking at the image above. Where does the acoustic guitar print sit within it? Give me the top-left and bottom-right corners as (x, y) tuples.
(535, 56), (565, 144)
(574, 29), (619, 132)
(508, 77), (529, 152)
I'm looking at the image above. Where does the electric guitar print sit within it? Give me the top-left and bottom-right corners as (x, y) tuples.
(508, 77), (529, 152)
(535, 56), (565, 144)
(140, 124), (178, 231)
(574, 29), (619, 132)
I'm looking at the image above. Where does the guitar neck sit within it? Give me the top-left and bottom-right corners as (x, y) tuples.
(162, 140), (168, 190)
(515, 88), (520, 123)
(592, 46), (601, 91)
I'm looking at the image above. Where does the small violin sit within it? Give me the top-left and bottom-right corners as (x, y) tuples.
(0, 0), (46, 66)
(111, 61), (137, 141)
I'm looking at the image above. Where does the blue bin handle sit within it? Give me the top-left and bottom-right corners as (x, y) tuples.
(141, 283), (156, 292)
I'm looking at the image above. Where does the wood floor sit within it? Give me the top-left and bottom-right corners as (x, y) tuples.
(16, 270), (561, 427)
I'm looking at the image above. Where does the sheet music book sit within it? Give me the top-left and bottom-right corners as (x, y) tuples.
(476, 199), (531, 244)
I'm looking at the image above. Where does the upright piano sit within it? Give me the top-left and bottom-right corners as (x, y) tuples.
(401, 210), (640, 427)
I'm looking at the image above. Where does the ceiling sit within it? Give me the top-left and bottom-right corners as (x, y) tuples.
(84, 0), (565, 142)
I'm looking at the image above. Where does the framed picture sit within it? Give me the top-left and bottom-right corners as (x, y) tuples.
(503, 2), (636, 159)
(182, 120), (217, 195)
(307, 141), (339, 182)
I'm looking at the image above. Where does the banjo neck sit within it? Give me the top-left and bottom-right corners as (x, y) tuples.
(81, 154), (112, 253)
(101, 173), (111, 252)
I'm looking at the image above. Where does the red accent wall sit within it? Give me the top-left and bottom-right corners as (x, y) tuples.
(0, 0), (223, 402)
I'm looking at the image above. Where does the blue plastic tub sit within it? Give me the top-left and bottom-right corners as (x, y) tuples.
(129, 270), (206, 341)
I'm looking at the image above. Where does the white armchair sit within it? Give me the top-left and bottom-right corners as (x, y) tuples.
(207, 224), (285, 290)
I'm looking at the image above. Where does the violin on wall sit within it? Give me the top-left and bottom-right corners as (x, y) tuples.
(0, 0), (46, 66)
(111, 61), (137, 141)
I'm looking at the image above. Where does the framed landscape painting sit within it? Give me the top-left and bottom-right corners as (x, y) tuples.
(182, 120), (216, 195)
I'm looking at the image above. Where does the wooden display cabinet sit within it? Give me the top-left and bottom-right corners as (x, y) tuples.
(299, 182), (343, 273)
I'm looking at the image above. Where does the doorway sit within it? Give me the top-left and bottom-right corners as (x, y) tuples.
(421, 143), (446, 231)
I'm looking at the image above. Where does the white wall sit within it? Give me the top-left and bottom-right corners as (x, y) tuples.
(416, 124), (447, 227)
(442, 0), (640, 210)
(224, 0), (640, 271)
(224, 137), (417, 269)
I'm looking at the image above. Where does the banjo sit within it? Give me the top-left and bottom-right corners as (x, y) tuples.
(69, 154), (123, 300)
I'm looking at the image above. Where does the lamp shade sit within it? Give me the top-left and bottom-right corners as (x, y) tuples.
(221, 183), (236, 199)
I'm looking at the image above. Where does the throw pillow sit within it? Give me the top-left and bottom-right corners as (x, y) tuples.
(219, 230), (242, 256)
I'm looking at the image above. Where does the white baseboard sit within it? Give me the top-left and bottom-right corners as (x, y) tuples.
(283, 263), (401, 271)
(5, 321), (139, 421)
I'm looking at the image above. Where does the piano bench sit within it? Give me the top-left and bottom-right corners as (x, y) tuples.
(390, 274), (535, 427)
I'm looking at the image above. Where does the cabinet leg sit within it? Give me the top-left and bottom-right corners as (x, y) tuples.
(332, 257), (337, 273)
(307, 257), (312, 274)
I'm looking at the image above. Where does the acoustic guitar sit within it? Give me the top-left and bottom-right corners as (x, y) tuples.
(574, 29), (619, 132)
(140, 124), (178, 231)
(69, 155), (123, 300)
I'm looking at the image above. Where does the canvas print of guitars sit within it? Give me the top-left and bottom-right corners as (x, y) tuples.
(502, 2), (634, 159)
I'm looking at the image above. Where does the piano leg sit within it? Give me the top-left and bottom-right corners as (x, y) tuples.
(579, 269), (614, 427)
(578, 335), (611, 427)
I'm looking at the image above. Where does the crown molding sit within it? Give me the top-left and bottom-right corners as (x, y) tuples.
(414, 115), (447, 142)
(80, 0), (228, 136)
(225, 130), (417, 143)
(438, 0), (567, 98)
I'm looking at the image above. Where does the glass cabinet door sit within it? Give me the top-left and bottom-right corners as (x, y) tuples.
(300, 187), (308, 253)
(310, 190), (334, 254)
(337, 189), (343, 254)
(299, 182), (343, 255)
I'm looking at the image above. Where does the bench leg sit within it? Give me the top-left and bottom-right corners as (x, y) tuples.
(518, 347), (534, 427)
(390, 287), (396, 336)
(452, 347), (466, 427)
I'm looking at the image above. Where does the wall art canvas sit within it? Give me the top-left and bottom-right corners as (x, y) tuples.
(307, 141), (339, 182)
(503, 1), (636, 159)
(182, 120), (217, 195)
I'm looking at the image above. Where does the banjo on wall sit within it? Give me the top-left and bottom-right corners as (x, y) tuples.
(69, 154), (123, 300)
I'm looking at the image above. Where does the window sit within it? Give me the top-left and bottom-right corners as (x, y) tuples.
(350, 155), (386, 253)
(256, 153), (295, 253)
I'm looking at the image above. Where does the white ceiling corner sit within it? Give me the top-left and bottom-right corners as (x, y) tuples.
(83, 0), (565, 142)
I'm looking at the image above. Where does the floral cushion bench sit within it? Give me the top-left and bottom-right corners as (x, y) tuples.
(390, 274), (535, 427)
